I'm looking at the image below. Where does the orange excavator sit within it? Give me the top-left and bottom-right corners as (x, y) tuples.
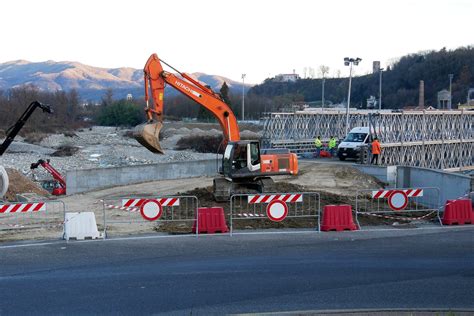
(134, 54), (298, 201)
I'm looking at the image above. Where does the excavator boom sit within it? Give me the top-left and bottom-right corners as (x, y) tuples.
(134, 54), (240, 154)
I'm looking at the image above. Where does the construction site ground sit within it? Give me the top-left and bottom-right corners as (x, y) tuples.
(0, 159), (441, 243)
(0, 122), (442, 242)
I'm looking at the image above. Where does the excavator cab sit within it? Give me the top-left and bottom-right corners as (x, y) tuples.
(222, 141), (261, 178)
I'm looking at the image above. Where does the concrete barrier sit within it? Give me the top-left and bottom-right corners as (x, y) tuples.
(66, 159), (217, 195)
(352, 165), (397, 187)
(396, 166), (471, 210)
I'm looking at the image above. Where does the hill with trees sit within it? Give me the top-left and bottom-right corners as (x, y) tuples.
(248, 46), (474, 109)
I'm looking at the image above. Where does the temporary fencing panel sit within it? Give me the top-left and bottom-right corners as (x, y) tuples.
(102, 195), (199, 237)
(0, 200), (66, 239)
(355, 187), (441, 229)
(230, 192), (320, 235)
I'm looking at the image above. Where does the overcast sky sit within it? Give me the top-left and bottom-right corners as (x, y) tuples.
(1, 0), (472, 84)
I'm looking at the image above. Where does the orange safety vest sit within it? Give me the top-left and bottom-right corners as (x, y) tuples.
(372, 140), (381, 154)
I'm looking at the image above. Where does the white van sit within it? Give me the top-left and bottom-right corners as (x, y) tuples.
(337, 127), (371, 161)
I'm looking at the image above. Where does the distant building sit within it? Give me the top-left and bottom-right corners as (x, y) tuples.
(373, 61), (381, 73)
(468, 88), (474, 107)
(437, 89), (451, 109)
(126, 93), (133, 101)
(403, 105), (436, 111)
(367, 95), (377, 109)
(274, 70), (300, 82)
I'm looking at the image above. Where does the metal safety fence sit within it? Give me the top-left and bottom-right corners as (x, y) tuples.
(229, 192), (320, 235)
(0, 200), (66, 238)
(102, 195), (199, 238)
(355, 187), (441, 229)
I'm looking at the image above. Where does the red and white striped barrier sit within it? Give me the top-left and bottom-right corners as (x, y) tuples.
(0, 202), (46, 213)
(247, 194), (303, 204)
(105, 204), (139, 212)
(372, 189), (423, 199)
(122, 198), (180, 208)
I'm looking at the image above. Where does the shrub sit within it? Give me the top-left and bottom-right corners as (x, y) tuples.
(176, 135), (225, 153)
(96, 100), (143, 127)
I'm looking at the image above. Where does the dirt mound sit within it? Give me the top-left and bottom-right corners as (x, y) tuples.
(51, 145), (79, 157)
(3, 168), (50, 201)
(281, 163), (385, 197)
(158, 182), (360, 233)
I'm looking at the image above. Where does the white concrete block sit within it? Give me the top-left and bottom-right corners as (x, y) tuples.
(63, 212), (102, 240)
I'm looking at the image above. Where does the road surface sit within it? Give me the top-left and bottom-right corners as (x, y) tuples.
(1, 228), (473, 315)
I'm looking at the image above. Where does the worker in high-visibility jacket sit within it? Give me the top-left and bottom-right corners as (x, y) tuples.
(314, 135), (322, 158)
(328, 136), (337, 157)
(371, 137), (381, 165)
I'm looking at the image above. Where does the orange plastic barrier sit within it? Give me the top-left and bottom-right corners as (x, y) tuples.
(193, 207), (229, 234)
(321, 205), (358, 231)
(442, 199), (473, 225)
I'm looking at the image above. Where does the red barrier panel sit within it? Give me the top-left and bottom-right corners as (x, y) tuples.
(193, 207), (229, 234)
(321, 205), (358, 231)
(442, 199), (473, 225)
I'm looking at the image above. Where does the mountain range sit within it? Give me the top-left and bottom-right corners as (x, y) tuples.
(0, 60), (251, 101)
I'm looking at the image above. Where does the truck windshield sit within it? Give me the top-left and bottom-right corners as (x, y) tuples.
(344, 133), (367, 143)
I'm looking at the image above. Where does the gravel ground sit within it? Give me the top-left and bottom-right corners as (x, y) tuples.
(0, 123), (262, 181)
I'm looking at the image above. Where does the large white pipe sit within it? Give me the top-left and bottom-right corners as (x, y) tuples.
(0, 166), (9, 199)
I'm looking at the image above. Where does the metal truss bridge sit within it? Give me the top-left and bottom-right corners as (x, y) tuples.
(262, 109), (474, 170)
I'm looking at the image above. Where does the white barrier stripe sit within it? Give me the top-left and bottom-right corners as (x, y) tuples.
(122, 198), (180, 207)
(0, 203), (46, 213)
(372, 189), (425, 199)
(17, 204), (30, 213)
(106, 204), (139, 212)
(359, 210), (436, 221)
(248, 194), (303, 204)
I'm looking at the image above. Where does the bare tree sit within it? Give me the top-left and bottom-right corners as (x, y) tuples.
(319, 65), (330, 79)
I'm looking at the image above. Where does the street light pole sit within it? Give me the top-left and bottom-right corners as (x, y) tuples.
(448, 74), (453, 110)
(344, 57), (361, 135)
(345, 64), (353, 135)
(241, 74), (246, 121)
(379, 68), (384, 110)
(322, 76), (325, 109)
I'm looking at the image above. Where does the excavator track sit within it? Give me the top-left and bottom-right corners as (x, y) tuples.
(213, 177), (276, 202)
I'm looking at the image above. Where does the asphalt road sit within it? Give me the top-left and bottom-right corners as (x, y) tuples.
(1, 228), (473, 315)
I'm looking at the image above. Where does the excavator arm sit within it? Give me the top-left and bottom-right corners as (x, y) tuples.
(134, 53), (240, 154)
(0, 101), (52, 156)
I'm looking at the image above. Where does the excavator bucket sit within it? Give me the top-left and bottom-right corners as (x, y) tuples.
(133, 122), (164, 154)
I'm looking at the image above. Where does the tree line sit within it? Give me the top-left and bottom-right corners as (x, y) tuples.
(249, 46), (474, 109)
(3, 45), (471, 135)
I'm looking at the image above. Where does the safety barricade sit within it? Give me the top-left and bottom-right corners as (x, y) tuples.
(355, 187), (441, 229)
(102, 195), (199, 238)
(230, 192), (320, 235)
(441, 191), (474, 225)
(0, 200), (66, 239)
